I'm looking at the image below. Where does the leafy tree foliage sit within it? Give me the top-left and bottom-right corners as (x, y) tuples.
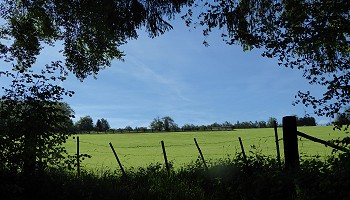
(0, 68), (74, 174)
(267, 117), (278, 128)
(0, 0), (191, 80)
(0, 0), (192, 175)
(95, 118), (110, 132)
(181, 124), (198, 131)
(333, 109), (350, 128)
(125, 126), (133, 133)
(297, 116), (317, 126)
(183, 1), (350, 122)
(150, 117), (164, 132)
(96, 119), (103, 132)
(75, 116), (94, 133)
(150, 116), (178, 132)
(162, 116), (178, 131)
(136, 127), (148, 133)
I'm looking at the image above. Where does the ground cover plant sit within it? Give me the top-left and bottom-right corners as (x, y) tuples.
(63, 126), (348, 171)
(1, 149), (349, 200)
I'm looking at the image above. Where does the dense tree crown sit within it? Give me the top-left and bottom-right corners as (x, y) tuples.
(95, 118), (110, 132)
(75, 116), (94, 133)
(297, 116), (317, 126)
(182, 0), (350, 121)
(0, 100), (74, 172)
(0, 0), (191, 79)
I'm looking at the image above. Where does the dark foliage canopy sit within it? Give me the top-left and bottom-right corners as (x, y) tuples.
(0, 0), (191, 174)
(75, 116), (94, 133)
(297, 116), (317, 126)
(0, 0), (191, 80)
(183, 0), (350, 120)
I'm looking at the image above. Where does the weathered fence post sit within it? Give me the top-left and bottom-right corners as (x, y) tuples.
(109, 142), (125, 175)
(238, 137), (248, 165)
(273, 121), (282, 170)
(161, 141), (170, 175)
(282, 116), (299, 171)
(194, 138), (208, 170)
(77, 136), (80, 177)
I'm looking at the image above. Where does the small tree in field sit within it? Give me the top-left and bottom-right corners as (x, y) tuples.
(162, 116), (177, 132)
(125, 126), (133, 133)
(267, 117), (277, 128)
(297, 116), (317, 126)
(100, 118), (110, 132)
(96, 118), (110, 132)
(150, 117), (163, 132)
(76, 116), (94, 133)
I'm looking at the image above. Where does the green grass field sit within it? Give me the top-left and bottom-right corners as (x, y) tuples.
(63, 126), (348, 171)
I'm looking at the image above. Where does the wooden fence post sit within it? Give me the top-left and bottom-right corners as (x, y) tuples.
(238, 137), (248, 165)
(161, 141), (170, 175)
(109, 142), (126, 175)
(273, 121), (282, 170)
(77, 136), (80, 177)
(194, 138), (208, 170)
(282, 116), (299, 171)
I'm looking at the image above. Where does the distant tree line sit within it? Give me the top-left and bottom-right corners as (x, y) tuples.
(115, 115), (317, 134)
(73, 116), (111, 133)
(296, 116), (317, 126)
(69, 115), (318, 134)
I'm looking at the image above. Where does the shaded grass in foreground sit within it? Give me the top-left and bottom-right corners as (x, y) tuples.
(1, 152), (350, 200)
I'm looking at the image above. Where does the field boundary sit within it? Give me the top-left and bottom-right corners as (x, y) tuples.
(67, 124), (347, 173)
(282, 116), (350, 170)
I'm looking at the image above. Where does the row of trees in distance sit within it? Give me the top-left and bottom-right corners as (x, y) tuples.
(146, 116), (316, 132)
(74, 116), (110, 133)
(71, 115), (317, 134)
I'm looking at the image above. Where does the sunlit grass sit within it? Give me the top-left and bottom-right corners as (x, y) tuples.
(63, 126), (348, 171)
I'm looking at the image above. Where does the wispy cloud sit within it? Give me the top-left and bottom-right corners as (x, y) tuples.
(112, 54), (192, 102)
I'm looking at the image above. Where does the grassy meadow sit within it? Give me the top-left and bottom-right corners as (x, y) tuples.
(3, 126), (350, 200)
(64, 126), (348, 171)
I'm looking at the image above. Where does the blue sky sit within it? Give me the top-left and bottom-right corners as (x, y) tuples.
(63, 19), (331, 128)
(1, 18), (331, 128)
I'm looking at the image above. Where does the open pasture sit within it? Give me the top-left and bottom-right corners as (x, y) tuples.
(64, 126), (348, 171)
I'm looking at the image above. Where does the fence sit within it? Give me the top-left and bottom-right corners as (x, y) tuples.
(282, 116), (349, 171)
(71, 134), (279, 175)
(71, 117), (349, 175)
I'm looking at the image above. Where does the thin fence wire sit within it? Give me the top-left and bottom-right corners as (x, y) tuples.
(68, 133), (283, 170)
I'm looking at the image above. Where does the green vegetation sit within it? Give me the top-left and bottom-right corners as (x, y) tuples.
(1, 1), (350, 199)
(64, 126), (347, 171)
(2, 150), (350, 199)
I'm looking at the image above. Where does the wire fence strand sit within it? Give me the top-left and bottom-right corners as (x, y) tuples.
(66, 133), (286, 170)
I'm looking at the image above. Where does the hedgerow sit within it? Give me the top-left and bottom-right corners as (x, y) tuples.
(1, 152), (349, 200)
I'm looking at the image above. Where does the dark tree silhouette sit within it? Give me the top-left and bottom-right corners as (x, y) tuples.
(183, 1), (350, 123)
(0, 0), (190, 176)
(76, 116), (94, 133)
